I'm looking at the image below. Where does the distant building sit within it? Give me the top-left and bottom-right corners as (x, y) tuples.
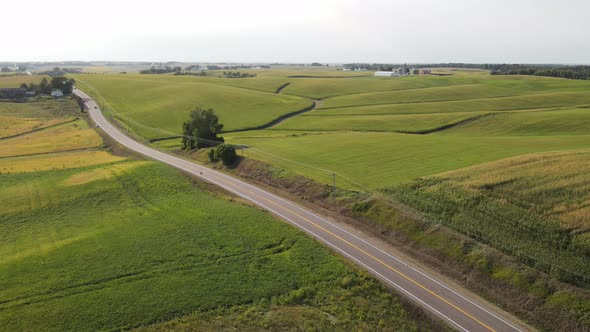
(374, 71), (400, 77)
(51, 89), (63, 97)
(26, 90), (36, 96)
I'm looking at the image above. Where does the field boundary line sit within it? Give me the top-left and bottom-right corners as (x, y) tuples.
(319, 91), (590, 111)
(224, 100), (319, 133)
(0, 117), (80, 141)
(0, 147), (99, 159)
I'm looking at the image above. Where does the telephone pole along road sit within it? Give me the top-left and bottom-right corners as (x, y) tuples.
(75, 88), (530, 332)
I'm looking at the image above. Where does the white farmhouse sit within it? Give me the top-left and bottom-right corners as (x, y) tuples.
(51, 89), (64, 97)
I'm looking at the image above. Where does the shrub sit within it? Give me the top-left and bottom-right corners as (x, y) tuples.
(207, 149), (218, 162)
(216, 144), (237, 166)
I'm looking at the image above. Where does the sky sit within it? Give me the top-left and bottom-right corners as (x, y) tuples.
(2, 0), (589, 64)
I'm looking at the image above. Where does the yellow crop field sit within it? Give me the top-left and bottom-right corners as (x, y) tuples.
(0, 116), (76, 138)
(0, 119), (102, 158)
(0, 150), (126, 174)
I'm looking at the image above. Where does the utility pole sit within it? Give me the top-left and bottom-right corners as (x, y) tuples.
(332, 173), (336, 206)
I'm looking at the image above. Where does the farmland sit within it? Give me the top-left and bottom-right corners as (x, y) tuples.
(0, 75), (45, 88)
(73, 68), (590, 329)
(0, 93), (427, 331)
(73, 74), (312, 138)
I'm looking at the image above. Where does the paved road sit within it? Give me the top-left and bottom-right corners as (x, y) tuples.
(75, 89), (530, 332)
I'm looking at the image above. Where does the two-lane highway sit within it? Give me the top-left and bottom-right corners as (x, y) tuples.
(75, 88), (530, 332)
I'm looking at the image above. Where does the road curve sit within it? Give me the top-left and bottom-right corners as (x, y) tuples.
(75, 89), (530, 332)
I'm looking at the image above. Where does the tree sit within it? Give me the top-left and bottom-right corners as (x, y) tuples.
(20, 83), (28, 89)
(181, 107), (224, 150)
(50, 76), (75, 95)
(215, 144), (237, 166)
(39, 77), (51, 94)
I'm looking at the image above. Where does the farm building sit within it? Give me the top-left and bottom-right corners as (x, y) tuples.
(374, 71), (401, 77)
(51, 89), (64, 97)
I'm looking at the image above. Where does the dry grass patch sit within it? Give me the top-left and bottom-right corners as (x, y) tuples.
(0, 119), (102, 158)
(0, 150), (125, 174)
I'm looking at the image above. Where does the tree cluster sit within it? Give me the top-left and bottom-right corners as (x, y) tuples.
(490, 65), (590, 80)
(222, 71), (256, 78)
(181, 107), (224, 150)
(174, 71), (207, 77)
(19, 76), (75, 96)
(207, 144), (238, 166)
(38, 67), (82, 76)
(140, 66), (182, 74)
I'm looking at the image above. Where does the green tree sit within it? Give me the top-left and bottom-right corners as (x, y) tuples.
(39, 77), (50, 94)
(215, 144), (237, 166)
(181, 107), (224, 150)
(50, 76), (75, 95)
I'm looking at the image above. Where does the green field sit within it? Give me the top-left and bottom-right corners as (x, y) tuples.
(443, 108), (590, 136)
(225, 130), (590, 189)
(273, 111), (484, 132)
(73, 74), (312, 138)
(65, 67), (590, 329)
(0, 91), (426, 331)
(281, 75), (481, 99)
(0, 161), (422, 331)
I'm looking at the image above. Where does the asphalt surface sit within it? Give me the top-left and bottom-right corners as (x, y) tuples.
(75, 88), (530, 332)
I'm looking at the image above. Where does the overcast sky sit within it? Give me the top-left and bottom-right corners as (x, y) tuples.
(2, 0), (588, 64)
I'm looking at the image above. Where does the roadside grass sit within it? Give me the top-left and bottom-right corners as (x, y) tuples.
(225, 131), (590, 189)
(0, 119), (102, 158)
(441, 108), (590, 136)
(73, 74), (311, 137)
(381, 150), (590, 288)
(272, 111), (485, 132)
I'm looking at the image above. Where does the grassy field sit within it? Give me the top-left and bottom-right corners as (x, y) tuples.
(382, 149), (590, 287)
(442, 108), (590, 136)
(73, 74), (312, 138)
(0, 119), (102, 158)
(0, 161), (424, 331)
(315, 91), (590, 116)
(0, 91), (428, 331)
(0, 75), (46, 88)
(273, 111), (484, 132)
(0, 98), (80, 138)
(224, 130), (590, 189)
(281, 75), (481, 99)
(60, 68), (590, 328)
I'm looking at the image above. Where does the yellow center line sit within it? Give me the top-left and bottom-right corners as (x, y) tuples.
(214, 176), (496, 332)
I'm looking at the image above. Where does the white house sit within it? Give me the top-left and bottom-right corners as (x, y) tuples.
(51, 89), (64, 97)
(374, 71), (400, 77)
